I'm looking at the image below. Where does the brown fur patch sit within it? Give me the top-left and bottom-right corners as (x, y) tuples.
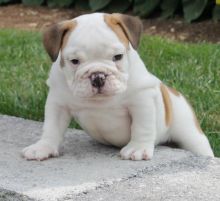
(186, 99), (204, 134)
(104, 14), (129, 48)
(168, 87), (180, 96)
(61, 21), (77, 49)
(104, 14), (142, 49)
(43, 20), (77, 62)
(160, 84), (173, 126)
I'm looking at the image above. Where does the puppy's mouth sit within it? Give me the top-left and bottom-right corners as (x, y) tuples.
(65, 65), (128, 98)
(92, 70), (128, 95)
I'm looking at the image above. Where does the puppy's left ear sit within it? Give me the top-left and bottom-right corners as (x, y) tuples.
(43, 20), (76, 62)
(104, 13), (143, 49)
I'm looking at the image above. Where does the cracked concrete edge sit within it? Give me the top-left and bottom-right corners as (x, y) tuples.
(65, 158), (220, 201)
(59, 154), (218, 201)
(62, 154), (215, 200)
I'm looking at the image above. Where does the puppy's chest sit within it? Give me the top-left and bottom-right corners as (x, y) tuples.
(73, 107), (131, 147)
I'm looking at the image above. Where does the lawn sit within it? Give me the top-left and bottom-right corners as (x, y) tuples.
(0, 29), (219, 156)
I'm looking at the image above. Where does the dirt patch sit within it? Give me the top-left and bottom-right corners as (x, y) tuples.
(0, 4), (220, 43)
(143, 19), (220, 44)
(0, 4), (81, 30)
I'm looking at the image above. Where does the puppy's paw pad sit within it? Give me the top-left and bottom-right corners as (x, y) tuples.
(120, 142), (154, 161)
(22, 141), (59, 161)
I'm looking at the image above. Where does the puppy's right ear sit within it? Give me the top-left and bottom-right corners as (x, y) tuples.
(43, 20), (77, 62)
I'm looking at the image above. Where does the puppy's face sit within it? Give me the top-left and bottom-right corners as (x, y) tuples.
(43, 13), (142, 99)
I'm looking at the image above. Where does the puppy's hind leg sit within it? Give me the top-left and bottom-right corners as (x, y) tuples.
(171, 125), (214, 157)
(170, 96), (214, 157)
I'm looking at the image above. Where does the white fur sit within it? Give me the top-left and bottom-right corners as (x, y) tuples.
(22, 13), (214, 161)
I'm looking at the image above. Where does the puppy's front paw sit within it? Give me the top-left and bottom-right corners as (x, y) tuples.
(22, 140), (59, 161)
(120, 141), (154, 161)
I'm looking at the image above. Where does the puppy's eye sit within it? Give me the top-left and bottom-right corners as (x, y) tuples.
(113, 54), (123, 62)
(71, 59), (80, 65)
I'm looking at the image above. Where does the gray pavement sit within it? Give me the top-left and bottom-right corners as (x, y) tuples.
(0, 115), (219, 201)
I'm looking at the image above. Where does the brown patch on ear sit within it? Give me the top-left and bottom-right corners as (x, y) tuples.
(168, 87), (180, 96)
(43, 20), (77, 62)
(186, 99), (204, 134)
(160, 84), (173, 126)
(104, 14), (142, 49)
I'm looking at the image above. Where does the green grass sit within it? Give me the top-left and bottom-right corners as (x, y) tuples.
(0, 30), (49, 121)
(0, 30), (219, 156)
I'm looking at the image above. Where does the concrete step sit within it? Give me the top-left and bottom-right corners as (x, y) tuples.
(0, 115), (219, 201)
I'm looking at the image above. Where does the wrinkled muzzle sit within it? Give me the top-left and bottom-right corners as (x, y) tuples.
(64, 63), (128, 98)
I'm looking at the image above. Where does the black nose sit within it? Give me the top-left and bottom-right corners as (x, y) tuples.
(90, 72), (106, 88)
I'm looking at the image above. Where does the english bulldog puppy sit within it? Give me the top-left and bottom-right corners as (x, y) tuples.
(22, 13), (214, 161)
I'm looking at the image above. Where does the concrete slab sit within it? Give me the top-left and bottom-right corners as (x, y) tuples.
(0, 115), (219, 201)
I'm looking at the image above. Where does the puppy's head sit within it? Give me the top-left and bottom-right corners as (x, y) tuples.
(43, 13), (142, 99)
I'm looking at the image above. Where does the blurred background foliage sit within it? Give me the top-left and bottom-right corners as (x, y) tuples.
(0, 0), (220, 22)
